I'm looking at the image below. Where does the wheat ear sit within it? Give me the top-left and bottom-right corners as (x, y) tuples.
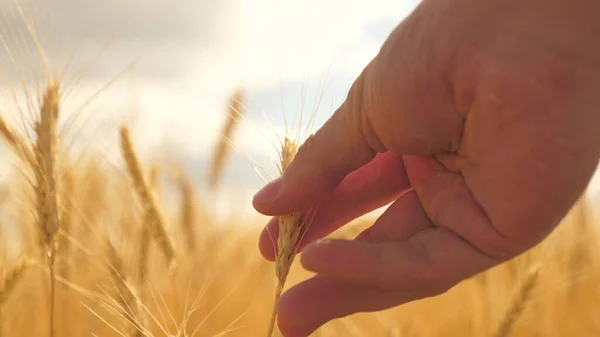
(209, 89), (244, 192)
(0, 256), (30, 305)
(119, 125), (175, 268)
(267, 137), (302, 337)
(0, 256), (30, 337)
(0, 114), (36, 165)
(136, 163), (161, 281)
(33, 80), (61, 337)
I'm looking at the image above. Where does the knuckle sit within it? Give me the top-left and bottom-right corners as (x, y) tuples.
(373, 246), (397, 288)
(293, 133), (339, 181)
(479, 48), (575, 110)
(420, 173), (461, 228)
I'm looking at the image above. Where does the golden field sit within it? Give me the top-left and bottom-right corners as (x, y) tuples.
(1, 116), (599, 337)
(1, 3), (600, 337)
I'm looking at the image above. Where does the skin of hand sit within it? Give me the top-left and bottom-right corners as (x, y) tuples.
(252, 0), (600, 335)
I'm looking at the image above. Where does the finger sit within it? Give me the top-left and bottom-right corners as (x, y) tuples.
(258, 152), (411, 260)
(300, 229), (497, 292)
(252, 2), (463, 216)
(276, 276), (415, 337)
(403, 155), (515, 258)
(252, 63), (378, 216)
(355, 189), (431, 243)
(275, 192), (432, 335)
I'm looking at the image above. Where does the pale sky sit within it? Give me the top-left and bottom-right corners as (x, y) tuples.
(0, 0), (598, 218)
(0, 0), (422, 215)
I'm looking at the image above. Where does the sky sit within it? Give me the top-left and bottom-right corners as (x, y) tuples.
(0, 0), (598, 218)
(0, 0), (422, 216)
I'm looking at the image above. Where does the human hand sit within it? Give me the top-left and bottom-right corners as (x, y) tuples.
(253, 0), (600, 335)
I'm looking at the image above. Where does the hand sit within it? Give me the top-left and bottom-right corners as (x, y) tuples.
(253, 0), (600, 335)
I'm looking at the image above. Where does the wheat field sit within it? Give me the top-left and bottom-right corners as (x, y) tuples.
(1, 2), (600, 337)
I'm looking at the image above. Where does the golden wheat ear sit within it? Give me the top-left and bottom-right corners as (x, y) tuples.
(30, 79), (62, 337)
(266, 136), (303, 337)
(0, 255), (31, 306)
(119, 125), (175, 270)
(209, 89), (245, 193)
(0, 255), (31, 337)
(257, 71), (330, 337)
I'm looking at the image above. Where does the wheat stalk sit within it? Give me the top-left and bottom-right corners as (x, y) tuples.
(267, 137), (302, 337)
(119, 125), (175, 269)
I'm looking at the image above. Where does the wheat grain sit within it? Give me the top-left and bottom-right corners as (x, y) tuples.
(137, 226), (151, 283)
(178, 170), (197, 252)
(0, 117), (22, 153)
(0, 116), (35, 166)
(137, 163), (161, 282)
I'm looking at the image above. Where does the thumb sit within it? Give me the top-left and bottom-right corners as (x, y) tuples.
(252, 2), (464, 216)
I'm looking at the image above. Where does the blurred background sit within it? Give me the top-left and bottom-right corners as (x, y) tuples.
(0, 0), (426, 215)
(1, 0), (598, 213)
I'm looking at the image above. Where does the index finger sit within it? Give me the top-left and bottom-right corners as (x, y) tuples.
(258, 152), (411, 260)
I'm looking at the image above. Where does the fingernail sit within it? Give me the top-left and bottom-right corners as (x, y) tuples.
(253, 177), (284, 204)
